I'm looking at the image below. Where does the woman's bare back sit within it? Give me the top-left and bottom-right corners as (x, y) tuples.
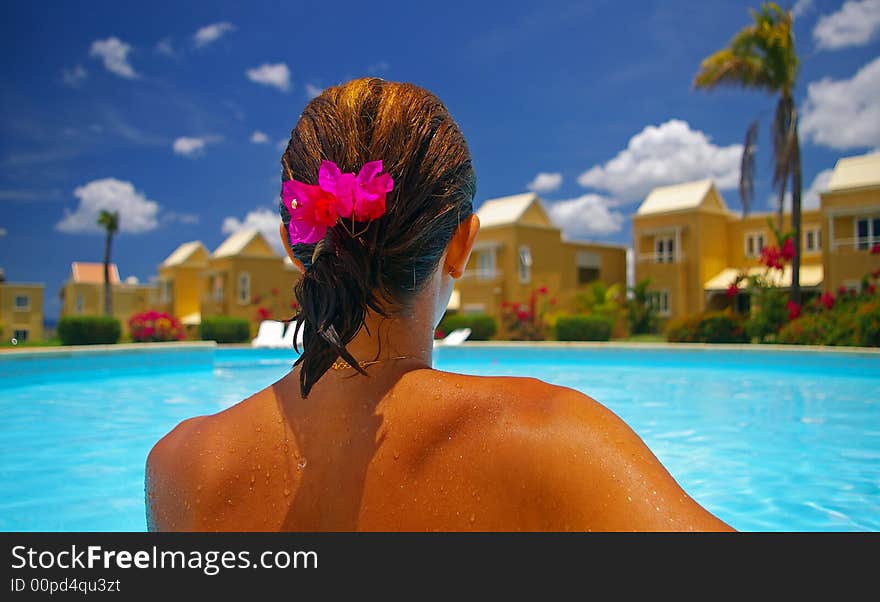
(146, 367), (732, 532)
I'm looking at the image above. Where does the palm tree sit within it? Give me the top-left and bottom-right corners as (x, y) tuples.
(97, 210), (119, 316)
(694, 2), (803, 303)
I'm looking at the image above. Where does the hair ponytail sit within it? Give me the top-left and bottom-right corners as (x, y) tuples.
(280, 78), (476, 397)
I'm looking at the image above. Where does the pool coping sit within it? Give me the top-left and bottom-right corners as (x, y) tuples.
(0, 341), (217, 359)
(1, 339), (878, 358)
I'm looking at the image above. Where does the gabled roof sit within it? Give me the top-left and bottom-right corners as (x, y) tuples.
(476, 192), (553, 228)
(827, 152), (880, 192)
(213, 229), (278, 259)
(71, 262), (120, 284)
(161, 241), (209, 267)
(636, 179), (729, 216)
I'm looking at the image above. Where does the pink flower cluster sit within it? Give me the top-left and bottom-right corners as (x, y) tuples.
(281, 160), (394, 244)
(759, 238), (795, 271)
(129, 310), (184, 342)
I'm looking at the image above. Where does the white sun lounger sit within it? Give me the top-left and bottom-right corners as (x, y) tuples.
(251, 320), (286, 348)
(434, 327), (472, 347)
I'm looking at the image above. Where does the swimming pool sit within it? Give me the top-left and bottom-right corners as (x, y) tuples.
(1, 343), (878, 531)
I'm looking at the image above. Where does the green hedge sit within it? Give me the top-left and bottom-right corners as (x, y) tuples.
(555, 315), (613, 341)
(857, 301), (880, 347)
(439, 313), (497, 341)
(58, 316), (121, 345)
(666, 311), (748, 343)
(199, 316), (251, 343)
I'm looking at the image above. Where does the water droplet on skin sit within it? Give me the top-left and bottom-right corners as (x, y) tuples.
(283, 488), (291, 496)
(469, 514), (476, 524)
(227, 499), (233, 505)
(297, 458), (308, 470)
(250, 474), (256, 484)
(393, 451), (400, 460)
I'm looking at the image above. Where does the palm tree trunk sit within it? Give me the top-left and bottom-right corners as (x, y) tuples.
(790, 124), (802, 306)
(103, 229), (113, 316)
(777, 176), (787, 233)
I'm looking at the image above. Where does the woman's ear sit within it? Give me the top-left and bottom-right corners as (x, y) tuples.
(279, 223), (305, 274)
(445, 214), (480, 279)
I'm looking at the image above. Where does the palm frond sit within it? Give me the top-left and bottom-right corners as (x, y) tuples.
(739, 121), (759, 216)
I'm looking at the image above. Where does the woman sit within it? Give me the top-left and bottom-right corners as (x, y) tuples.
(146, 78), (732, 532)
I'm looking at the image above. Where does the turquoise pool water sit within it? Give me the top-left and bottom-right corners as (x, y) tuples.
(1, 344), (878, 531)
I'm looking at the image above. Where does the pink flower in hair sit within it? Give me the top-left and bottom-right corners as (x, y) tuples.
(282, 179), (341, 244)
(353, 160), (394, 221)
(282, 159), (394, 244)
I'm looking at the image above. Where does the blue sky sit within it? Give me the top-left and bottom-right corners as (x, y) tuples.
(1, 0), (879, 319)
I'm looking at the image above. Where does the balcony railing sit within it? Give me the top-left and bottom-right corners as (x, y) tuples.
(830, 237), (880, 251)
(635, 253), (686, 264)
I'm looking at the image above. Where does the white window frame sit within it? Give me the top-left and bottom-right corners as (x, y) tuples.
(212, 275), (224, 302)
(854, 216), (880, 250)
(75, 294), (84, 315)
(14, 294), (30, 311)
(745, 232), (766, 258)
(518, 245), (533, 284)
(804, 227), (822, 254)
(648, 290), (671, 317)
(159, 280), (172, 304)
(237, 272), (251, 305)
(476, 249), (497, 279)
(654, 236), (674, 263)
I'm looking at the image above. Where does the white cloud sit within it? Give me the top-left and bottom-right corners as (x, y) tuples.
(546, 194), (625, 238)
(246, 63), (291, 92)
(172, 135), (221, 157)
(814, 0), (880, 49)
(792, 0), (813, 18)
(305, 83), (323, 99)
(61, 64), (87, 87)
(194, 22), (236, 47)
(577, 119), (742, 201)
(526, 172), (563, 193)
(89, 37), (138, 79)
(801, 57), (880, 150)
(221, 207), (283, 251)
(161, 211), (200, 225)
(56, 178), (159, 234)
(155, 38), (175, 56)
(250, 130), (269, 144)
(769, 168), (834, 212)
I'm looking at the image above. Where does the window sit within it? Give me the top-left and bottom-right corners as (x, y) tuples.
(654, 237), (674, 263)
(856, 217), (880, 250)
(518, 246), (533, 284)
(576, 251), (601, 285)
(75, 294), (84, 315)
(12, 329), (28, 343)
(648, 291), (670, 317)
(804, 227), (822, 253)
(237, 272), (251, 305)
(745, 232), (766, 258)
(476, 249), (497, 279)
(14, 294), (29, 311)
(159, 280), (172, 304)
(212, 275), (224, 302)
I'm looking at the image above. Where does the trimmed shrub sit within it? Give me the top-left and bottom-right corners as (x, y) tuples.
(666, 311), (748, 343)
(857, 300), (880, 347)
(439, 313), (497, 341)
(746, 289), (789, 343)
(555, 315), (613, 341)
(199, 316), (251, 343)
(777, 314), (833, 345)
(58, 316), (121, 345)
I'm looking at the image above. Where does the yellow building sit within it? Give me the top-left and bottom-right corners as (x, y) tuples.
(820, 152), (880, 292)
(199, 229), (300, 334)
(59, 262), (157, 335)
(0, 270), (44, 343)
(157, 241), (211, 328)
(453, 192), (628, 324)
(632, 151), (880, 321)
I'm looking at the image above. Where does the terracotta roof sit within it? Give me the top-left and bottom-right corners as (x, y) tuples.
(71, 262), (120, 284)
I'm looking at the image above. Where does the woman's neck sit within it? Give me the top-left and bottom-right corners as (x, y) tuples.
(339, 302), (436, 370)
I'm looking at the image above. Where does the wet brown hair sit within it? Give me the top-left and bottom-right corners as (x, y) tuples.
(279, 78), (476, 397)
